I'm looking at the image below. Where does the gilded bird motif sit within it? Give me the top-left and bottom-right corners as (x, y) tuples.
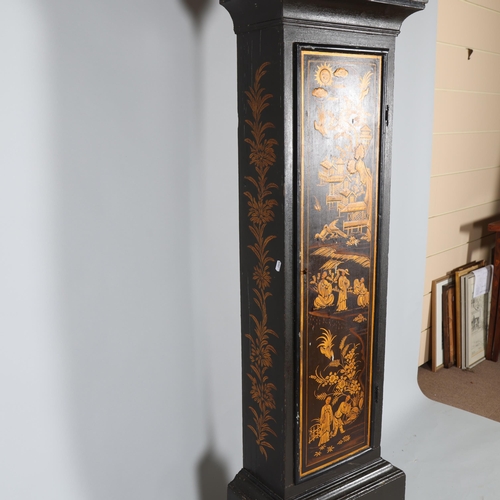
(315, 220), (348, 241)
(317, 328), (335, 362)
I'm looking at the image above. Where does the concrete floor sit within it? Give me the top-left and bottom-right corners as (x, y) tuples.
(383, 391), (500, 500)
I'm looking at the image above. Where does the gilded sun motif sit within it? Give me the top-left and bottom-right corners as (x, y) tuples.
(315, 64), (334, 87)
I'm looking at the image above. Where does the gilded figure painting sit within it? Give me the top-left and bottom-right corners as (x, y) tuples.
(299, 50), (382, 477)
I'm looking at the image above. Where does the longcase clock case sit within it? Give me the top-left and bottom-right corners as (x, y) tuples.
(221, 1), (427, 499)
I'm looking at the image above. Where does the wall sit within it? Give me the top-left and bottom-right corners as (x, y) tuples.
(419, 0), (500, 364)
(0, 1), (218, 499)
(2, 1), (500, 500)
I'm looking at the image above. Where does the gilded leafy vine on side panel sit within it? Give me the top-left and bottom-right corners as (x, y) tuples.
(244, 62), (279, 459)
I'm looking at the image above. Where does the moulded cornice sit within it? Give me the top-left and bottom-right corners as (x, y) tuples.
(220, 0), (428, 34)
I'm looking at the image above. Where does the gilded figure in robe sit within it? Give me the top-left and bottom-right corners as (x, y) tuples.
(336, 269), (350, 312)
(354, 277), (369, 307)
(319, 396), (334, 446)
(314, 272), (335, 309)
(333, 395), (352, 437)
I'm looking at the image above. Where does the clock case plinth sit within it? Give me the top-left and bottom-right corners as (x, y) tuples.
(229, 461), (405, 500)
(221, 1), (426, 499)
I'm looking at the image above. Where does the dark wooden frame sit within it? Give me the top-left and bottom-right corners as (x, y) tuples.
(487, 221), (500, 361)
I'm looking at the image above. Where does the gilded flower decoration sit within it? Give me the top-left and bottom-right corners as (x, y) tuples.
(243, 62), (279, 459)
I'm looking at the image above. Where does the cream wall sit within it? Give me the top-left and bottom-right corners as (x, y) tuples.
(419, 0), (500, 365)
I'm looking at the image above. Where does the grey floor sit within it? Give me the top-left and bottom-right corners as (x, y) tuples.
(382, 379), (500, 500)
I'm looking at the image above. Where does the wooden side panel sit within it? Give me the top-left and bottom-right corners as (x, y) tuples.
(236, 27), (286, 495)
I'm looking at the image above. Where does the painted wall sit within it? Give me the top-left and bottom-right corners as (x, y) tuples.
(419, 0), (500, 364)
(2, 1), (500, 500)
(1, 1), (209, 499)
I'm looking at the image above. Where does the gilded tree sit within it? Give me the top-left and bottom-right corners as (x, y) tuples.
(309, 331), (364, 448)
(244, 62), (279, 459)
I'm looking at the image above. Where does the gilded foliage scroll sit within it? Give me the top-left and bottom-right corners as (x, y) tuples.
(244, 62), (278, 459)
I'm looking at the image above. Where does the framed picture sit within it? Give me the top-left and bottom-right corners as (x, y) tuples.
(462, 272), (491, 369)
(431, 275), (453, 372)
(454, 261), (485, 368)
(442, 282), (456, 368)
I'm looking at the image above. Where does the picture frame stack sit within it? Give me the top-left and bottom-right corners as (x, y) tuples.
(431, 261), (492, 372)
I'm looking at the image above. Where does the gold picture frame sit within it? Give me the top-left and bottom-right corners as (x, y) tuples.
(431, 275), (453, 372)
(454, 261), (485, 368)
(462, 271), (491, 369)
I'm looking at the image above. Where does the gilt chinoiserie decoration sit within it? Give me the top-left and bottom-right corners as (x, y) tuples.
(299, 51), (382, 477)
(221, 1), (428, 499)
(244, 62), (279, 459)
